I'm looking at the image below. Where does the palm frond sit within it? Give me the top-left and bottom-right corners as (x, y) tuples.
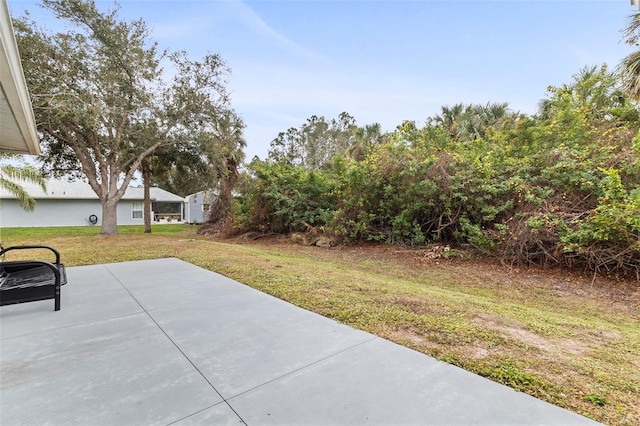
(0, 164), (47, 191)
(622, 12), (640, 46)
(0, 177), (37, 211)
(619, 51), (640, 99)
(0, 163), (47, 211)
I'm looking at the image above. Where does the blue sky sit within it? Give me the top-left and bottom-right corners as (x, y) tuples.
(8, 0), (639, 160)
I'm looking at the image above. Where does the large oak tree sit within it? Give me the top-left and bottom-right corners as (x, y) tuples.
(14, 0), (241, 234)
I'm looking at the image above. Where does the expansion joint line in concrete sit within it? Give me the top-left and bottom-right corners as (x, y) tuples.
(104, 266), (248, 426)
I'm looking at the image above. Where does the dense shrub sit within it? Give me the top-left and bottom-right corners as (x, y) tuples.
(236, 159), (337, 234)
(236, 66), (640, 278)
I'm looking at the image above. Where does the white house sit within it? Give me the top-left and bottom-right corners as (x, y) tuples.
(184, 190), (217, 224)
(0, 179), (185, 228)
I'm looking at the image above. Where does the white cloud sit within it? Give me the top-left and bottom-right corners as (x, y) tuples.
(227, 0), (332, 64)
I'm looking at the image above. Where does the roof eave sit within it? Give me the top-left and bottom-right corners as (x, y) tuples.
(0, 0), (40, 155)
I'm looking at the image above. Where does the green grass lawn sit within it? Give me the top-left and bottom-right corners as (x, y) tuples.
(1, 225), (639, 425)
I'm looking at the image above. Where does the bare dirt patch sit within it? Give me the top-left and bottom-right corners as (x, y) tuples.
(472, 313), (592, 360)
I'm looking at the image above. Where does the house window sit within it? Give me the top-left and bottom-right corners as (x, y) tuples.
(132, 202), (143, 219)
(202, 204), (210, 212)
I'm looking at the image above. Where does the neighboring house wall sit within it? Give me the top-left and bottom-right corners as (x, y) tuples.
(184, 190), (215, 224)
(0, 199), (147, 227)
(0, 179), (185, 227)
(1, 199), (100, 227)
(118, 201), (147, 226)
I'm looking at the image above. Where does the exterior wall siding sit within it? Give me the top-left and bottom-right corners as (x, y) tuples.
(185, 192), (204, 224)
(0, 199), (144, 227)
(184, 191), (212, 224)
(117, 201), (145, 226)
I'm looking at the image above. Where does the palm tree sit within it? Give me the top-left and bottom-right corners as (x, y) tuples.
(432, 104), (464, 138)
(618, 12), (640, 100)
(0, 154), (46, 211)
(207, 113), (247, 224)
(540, 65), (628, 123)
(349, 123), (384, 161)
(433, 103), (511, 141)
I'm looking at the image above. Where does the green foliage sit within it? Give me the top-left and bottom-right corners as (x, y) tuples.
(268, 112), (358, 169)
(268, 113), (387, 169)
(331, 124), (518, 247)
(151, 113), (246, 198)
(584, 393), (607, 407)
(561, 170), (640, 250)
(0, 154), (46, 211)
(618, 12), (640, 100)
(236, 159), (337, 234)
(14, 0), (240, 234)
(236, 65), (640, 277)
(430, 102), (514, 142)
(480, 360), (541, 390)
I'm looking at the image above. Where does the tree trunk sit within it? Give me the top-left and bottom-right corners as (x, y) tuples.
(99, 198), (119, 235)
(220, 178), (233, 217)
(206, 159), (238, 224)
(142, 161), (152, 233)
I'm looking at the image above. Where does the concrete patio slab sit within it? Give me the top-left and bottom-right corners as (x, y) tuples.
(228, 337), (591, 425)
(0, 264), (142, 338)
(1, 313), (222, 425)
(1, 258), (601, 425)
(151, 296), (376, 397)
(170, 402), (245, 426)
